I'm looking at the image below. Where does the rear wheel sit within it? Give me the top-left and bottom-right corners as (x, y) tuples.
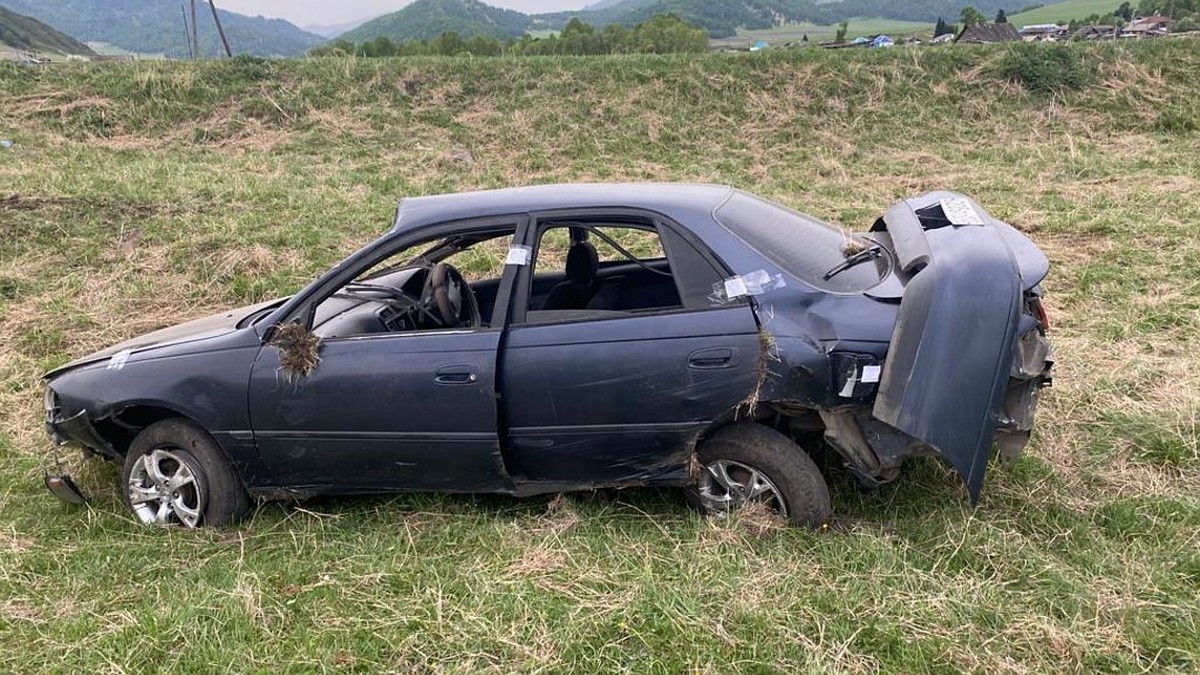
(121, 419), (250, 528)
(686, 423), (831, 528)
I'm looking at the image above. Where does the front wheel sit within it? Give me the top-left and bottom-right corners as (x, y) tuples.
(686, 423), (831, 528)
(121, 419), (251, 528)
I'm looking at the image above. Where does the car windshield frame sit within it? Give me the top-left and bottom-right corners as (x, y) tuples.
(714, 191), (890, 294)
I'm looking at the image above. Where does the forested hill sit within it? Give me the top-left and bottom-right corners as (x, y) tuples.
(343, 0), (532, 43)
(0, 6), (94, 55)
(0, 0), (323, 57)
(549, 0), (1023, 36)
(352, 0), (1027, 42)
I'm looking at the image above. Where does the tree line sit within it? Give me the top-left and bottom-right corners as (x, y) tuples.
(311, 14), (709, 58)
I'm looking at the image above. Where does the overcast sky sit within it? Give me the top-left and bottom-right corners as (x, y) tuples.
(215, 0), (590, 27)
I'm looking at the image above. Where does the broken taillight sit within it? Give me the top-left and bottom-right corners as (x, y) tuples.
(1034, 300), (1050, 333)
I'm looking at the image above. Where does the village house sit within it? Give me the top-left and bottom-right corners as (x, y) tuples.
(1075, 24), (1120, 40)
(1018, 23), (1070, 41)
(1121, 15), (1170, 38)
(955, 22), (1021, 44)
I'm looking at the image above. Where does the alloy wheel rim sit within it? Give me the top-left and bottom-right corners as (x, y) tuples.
(127, 448), (203, 528)
(697, 459), (788, 517)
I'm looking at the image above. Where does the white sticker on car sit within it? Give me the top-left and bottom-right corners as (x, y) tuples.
(713, 270), (787, 304)
(107, 349), (132, 371)
(940, 197), (985, 226)
(861, 365), (882, 383)
(505, 246), (531, 266)
(723, 276), (749, 299)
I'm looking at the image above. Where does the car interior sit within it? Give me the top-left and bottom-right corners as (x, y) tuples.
(522, 221), (683, 324)
(309, 217), (700, 339)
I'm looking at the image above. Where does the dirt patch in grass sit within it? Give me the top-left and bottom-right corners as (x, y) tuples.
(535, 493), (581, 535)
(504, 546), (568, 579)
(0, 193), (158, 218)
(0, 528), (35, 554)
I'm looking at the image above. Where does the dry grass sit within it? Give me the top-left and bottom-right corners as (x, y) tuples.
(268, 323), (322, 381)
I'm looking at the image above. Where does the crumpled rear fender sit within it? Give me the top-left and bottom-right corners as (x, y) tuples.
(871, 192), (1035, 501)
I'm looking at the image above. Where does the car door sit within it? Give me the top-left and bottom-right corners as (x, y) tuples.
(247, 218), (523, 494)
(248, 329), (507, 493)
(500, 214), (762, 488)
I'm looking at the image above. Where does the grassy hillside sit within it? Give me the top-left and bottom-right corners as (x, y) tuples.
(1, 42), (1199, 672)
(1009, 0), (1127, 25)
(0, 5), (94, 55)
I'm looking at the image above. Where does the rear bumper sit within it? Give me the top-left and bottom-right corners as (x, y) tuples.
(869, 192), (1052, 501)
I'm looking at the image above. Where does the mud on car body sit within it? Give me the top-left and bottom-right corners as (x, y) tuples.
(43, 184), (1053, 528)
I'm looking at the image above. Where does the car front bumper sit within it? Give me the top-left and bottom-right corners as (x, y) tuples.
(45, 409), (117, 459)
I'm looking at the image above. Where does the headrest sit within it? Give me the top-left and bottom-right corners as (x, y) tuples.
(565, 241), (599, 284)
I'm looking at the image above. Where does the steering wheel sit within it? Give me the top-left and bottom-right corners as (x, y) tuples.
(424, 262), (480, 328)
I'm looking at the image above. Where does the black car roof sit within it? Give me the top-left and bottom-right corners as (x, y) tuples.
(391, 183), (736, 233)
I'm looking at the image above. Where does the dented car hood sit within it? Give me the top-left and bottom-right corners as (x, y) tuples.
(46, 299), (281, 377)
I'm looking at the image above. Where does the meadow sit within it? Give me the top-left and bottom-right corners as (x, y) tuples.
(1009, 0), (1140, 25)
(1, 41), (1198, 672)
(711, 18), (936, 47)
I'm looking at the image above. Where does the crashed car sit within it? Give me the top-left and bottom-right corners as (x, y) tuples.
(43, 184), (1053, 528)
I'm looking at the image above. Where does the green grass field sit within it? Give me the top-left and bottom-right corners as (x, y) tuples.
(713, 18), (935, 47)
(1010, 0), (1128, 25)
(1, 42), (1199, 672)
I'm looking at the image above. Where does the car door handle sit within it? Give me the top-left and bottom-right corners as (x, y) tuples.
(688, 348), (734, 369)
(434, 367), (478, 385)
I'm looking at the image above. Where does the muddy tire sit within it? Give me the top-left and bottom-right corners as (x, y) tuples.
(121, 419), (250, 528)
(686, 422), (831, 528)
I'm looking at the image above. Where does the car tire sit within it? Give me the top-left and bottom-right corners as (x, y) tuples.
(121, 419), (251, 528)
(686, 422), (831, 528)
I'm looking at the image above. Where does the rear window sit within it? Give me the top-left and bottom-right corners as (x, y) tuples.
(714, 192), (888, 293)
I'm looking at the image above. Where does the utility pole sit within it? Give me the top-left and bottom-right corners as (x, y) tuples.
(180, 2), (194, 59)
(191, 0), (199, 59)
(208, 0), (233, 57)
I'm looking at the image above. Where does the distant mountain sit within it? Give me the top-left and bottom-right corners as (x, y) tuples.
(302, 17), (375, 39)
(0, 5), (94, 55)
(604, 0), (1023, 32)
(344, 0), (530, 42)
(342, 0), (1030, 43)
(0, 0), (324, 57)
(545, 0), (1026, 36)
(583, 0), (630, 9)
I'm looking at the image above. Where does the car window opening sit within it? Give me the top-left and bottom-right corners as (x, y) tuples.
(311, 229), (516, 339)
(524, 219), (684, 324)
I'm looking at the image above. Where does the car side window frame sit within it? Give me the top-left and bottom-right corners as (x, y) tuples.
(508, 207), (738, 326)
(267, 214), (530, 341)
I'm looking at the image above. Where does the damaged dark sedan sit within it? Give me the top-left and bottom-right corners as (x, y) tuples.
(43, 184), (1053, 528)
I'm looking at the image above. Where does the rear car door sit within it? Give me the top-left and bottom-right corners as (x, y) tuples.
(500, 213), (762, 488)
